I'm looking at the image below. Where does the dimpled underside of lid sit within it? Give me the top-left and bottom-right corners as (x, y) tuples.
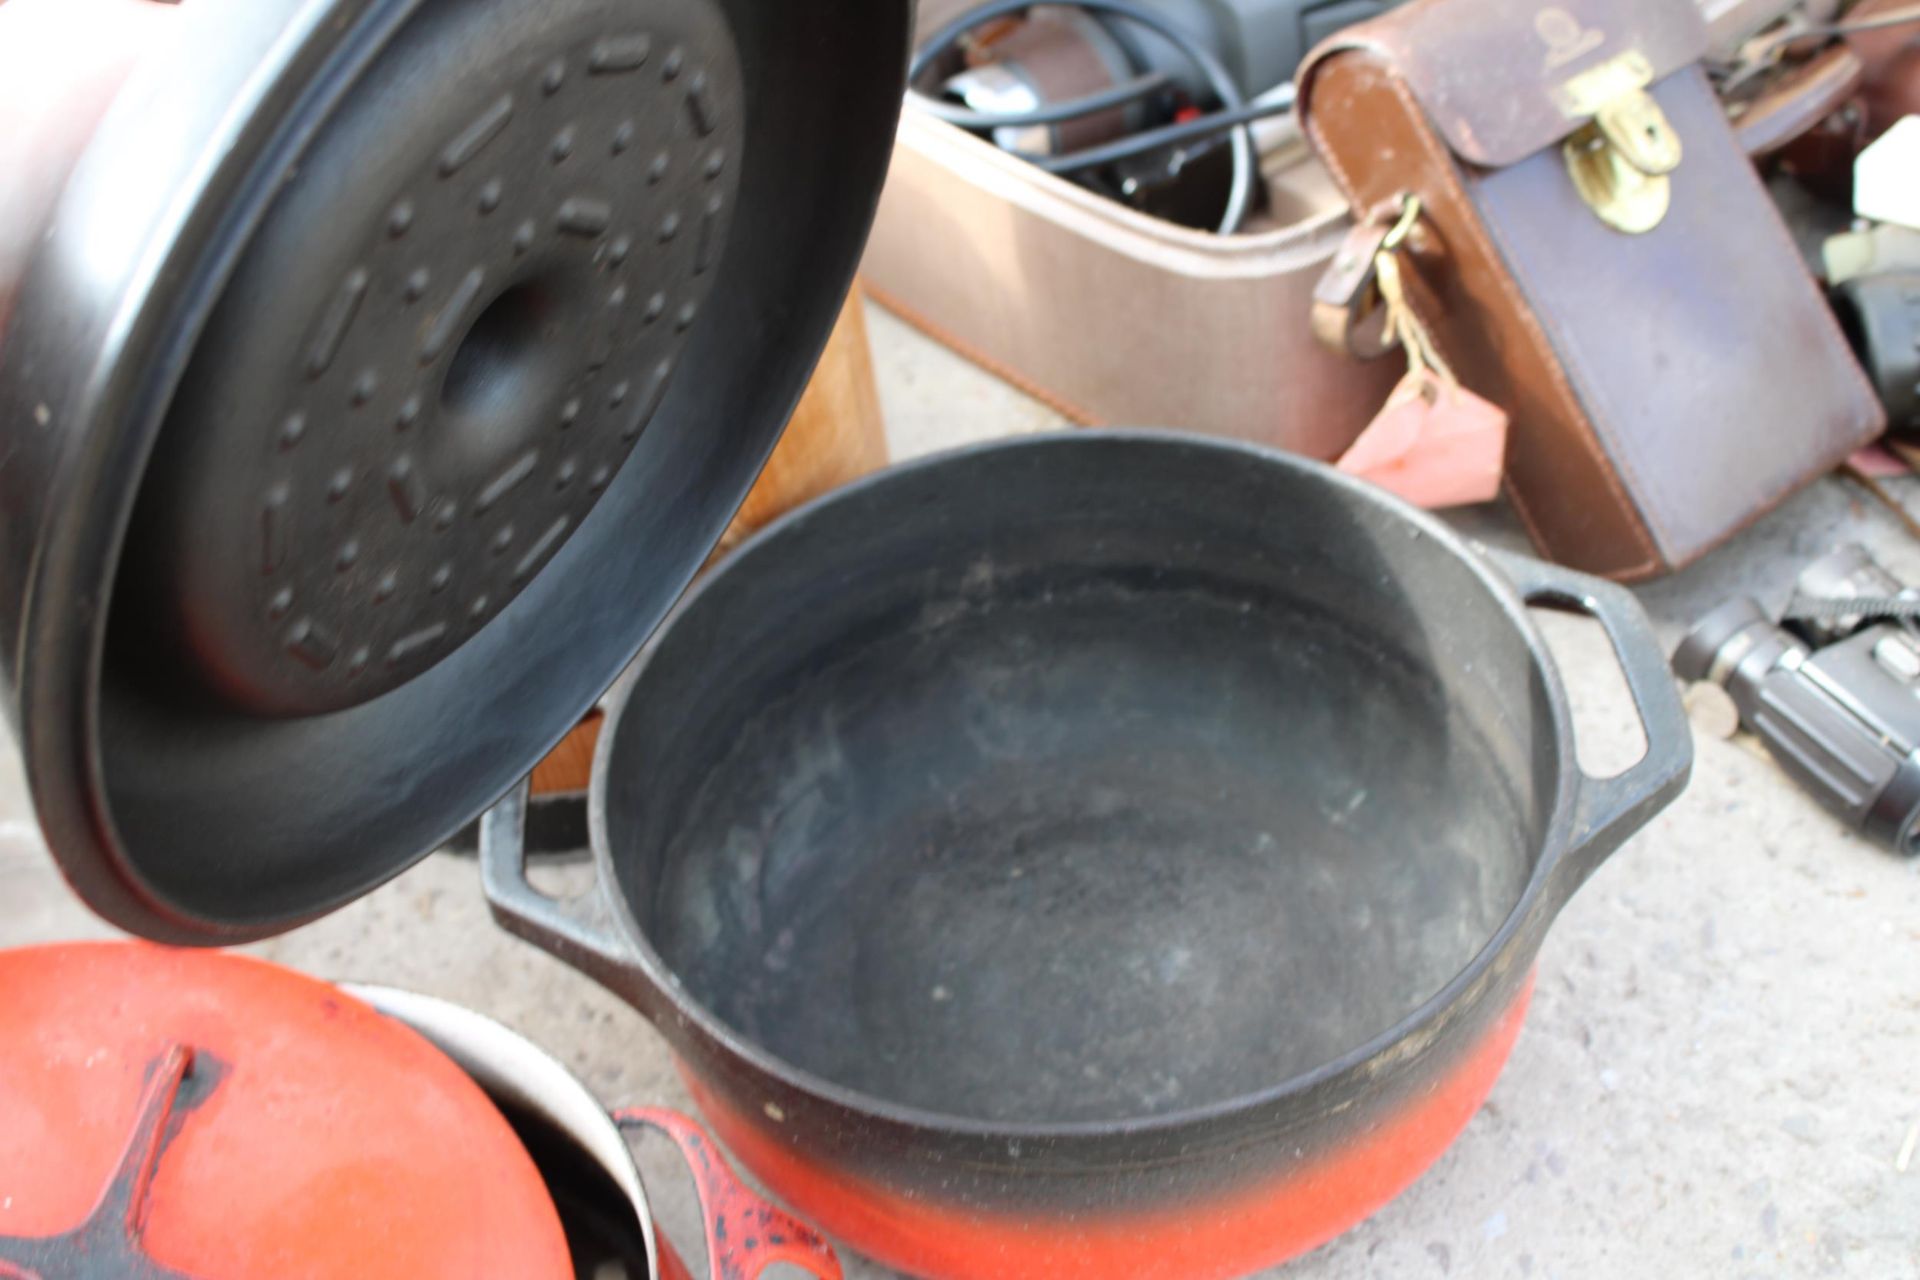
(134, 0), (742, 717)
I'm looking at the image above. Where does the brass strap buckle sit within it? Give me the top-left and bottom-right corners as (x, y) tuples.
(1310, 194), (1422, 359)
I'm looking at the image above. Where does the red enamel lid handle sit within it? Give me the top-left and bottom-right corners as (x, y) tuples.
(614, 1108), (843, 1280)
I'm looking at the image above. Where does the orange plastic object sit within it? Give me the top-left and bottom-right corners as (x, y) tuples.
(0, 943), (571, 1280)
(530, 709), (604, 797)
(717, 288), (889, 552)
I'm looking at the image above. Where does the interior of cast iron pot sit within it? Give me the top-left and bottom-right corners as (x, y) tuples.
(605, 435), (1561, 1126)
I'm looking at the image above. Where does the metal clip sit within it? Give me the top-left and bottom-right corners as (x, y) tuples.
(1310, 194), (1422, 358)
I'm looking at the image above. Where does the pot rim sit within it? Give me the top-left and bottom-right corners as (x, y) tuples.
(589, 427), (1584, 1142)
(344, 982), (662, 1280)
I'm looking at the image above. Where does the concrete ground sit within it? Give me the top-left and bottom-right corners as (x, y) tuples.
(2, 300), (1917, 1278)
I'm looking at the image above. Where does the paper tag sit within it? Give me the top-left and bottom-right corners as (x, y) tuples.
(1337, 369), (1509, 509)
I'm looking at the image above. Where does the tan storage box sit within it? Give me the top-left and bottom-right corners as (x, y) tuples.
(860, 109), (1399, 459)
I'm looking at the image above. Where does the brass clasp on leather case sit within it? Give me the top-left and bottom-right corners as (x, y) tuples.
(1557, 53), (1682, 235)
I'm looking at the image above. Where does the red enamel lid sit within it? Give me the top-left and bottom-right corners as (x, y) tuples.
(0, 943), (571, 1280)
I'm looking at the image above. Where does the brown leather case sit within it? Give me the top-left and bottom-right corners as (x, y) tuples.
(1729, 42), (1864, 158)
(1298, 0), (1884, 580)
(1850, 0), (1920, 137)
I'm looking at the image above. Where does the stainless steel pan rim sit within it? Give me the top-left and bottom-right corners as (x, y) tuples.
(346, 982), (663, 1280)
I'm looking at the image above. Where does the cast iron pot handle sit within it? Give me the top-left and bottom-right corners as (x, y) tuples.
(616, 1107), (843, 1280)
(480, 779), (637, 994)
(1483, 549), (1693, 878)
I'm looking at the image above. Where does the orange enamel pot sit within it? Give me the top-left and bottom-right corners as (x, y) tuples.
(482, 433), (1692, 1279)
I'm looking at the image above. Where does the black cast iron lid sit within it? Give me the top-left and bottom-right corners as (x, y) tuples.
(0, 0), (908, 943)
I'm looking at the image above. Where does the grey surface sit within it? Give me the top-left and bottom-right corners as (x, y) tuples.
(2, 300), (1917, 1277)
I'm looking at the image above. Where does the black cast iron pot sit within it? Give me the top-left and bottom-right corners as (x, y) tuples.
(0, 0), (908, 943)
(482, 431), (1692, 1280)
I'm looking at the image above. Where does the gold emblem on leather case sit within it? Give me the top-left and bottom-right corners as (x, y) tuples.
(1536, 8), (1605, 70)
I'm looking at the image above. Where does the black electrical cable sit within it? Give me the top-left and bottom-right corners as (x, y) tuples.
(1026, 89), (1295, 174)
(913, 71), (1172, 129)
(909, 0), (1258, 234)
